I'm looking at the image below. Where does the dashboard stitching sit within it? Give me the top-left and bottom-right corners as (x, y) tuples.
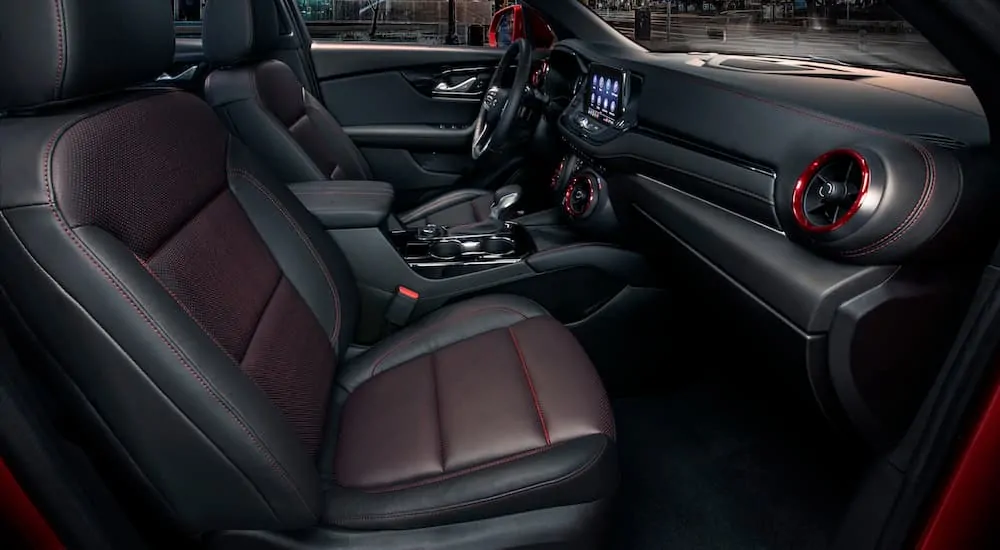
(691, 78), (936, 256)
(842, 146), (937, 256)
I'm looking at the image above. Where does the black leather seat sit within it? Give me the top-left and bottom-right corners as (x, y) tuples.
(0, 1), (616, 548)
(201, 0), (495, 228)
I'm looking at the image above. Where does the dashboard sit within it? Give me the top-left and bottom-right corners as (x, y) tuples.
(540, 39), (997, 449)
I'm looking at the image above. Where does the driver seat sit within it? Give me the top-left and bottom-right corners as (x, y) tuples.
(201, 0), (494, 227)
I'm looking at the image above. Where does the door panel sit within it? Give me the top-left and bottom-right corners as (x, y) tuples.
(346, 125), (476, 192)
(311, 43), (507, 206)
(319, 72), (479, 126)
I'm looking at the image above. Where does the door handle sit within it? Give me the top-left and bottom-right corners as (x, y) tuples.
(434, 77), (477, 93)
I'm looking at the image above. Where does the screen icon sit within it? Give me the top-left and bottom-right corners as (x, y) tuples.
(592, 75), (598, 87)
(591, 93), (597, 105)
(613, 81), (620, 94)
(610, 100), (616, 112)
(598, 77), (605, 90)
(603, 97), (609, 110)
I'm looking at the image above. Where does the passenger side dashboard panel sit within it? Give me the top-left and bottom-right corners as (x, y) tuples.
(551, 41), (995, 449)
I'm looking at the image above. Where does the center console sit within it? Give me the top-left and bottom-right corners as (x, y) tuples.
(289, 64), (657, 340)
(390, 221), (535, 279)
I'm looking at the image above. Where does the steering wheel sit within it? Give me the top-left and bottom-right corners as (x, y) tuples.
(472, 38), (533, 160)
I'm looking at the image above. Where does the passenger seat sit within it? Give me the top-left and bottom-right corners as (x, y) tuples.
(0, 1), (617, 549)
(201, 0), (496, 228)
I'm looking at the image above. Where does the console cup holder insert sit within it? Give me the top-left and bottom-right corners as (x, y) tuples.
(482, 237), (515, 256)
(429, 240), (463, 260)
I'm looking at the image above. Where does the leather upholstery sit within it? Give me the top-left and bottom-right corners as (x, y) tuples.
(397, 189), (495, 227)
(202, 0), (495, 228)
(203, 0), (280, 66)
(327, 296), (616, 530)
(290, 180), (395, 229)
(0, 0), (617, 542)
(0, 0), (174, 111)
(206, 60), (374, 183)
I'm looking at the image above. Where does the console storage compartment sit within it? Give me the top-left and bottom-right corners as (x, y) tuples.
(290, 180), (394, 229)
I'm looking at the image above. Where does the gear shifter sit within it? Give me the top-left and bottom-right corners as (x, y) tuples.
(445, 185), (522, 237)
(489, 185), (522, 221)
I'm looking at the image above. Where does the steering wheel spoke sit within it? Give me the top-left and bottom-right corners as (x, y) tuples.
(471, 38), (533, 160)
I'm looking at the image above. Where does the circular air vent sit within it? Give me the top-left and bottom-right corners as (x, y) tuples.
(791, 149), (870, 233)
(563, 173), (598, 219)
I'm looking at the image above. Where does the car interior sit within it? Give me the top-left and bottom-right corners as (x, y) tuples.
(0, 0), (999, 549)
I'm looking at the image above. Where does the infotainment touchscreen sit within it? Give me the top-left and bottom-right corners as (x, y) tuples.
(586, 63), (627, 125)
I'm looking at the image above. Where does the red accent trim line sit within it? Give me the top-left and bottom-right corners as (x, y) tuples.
(0, 458), (64, 550)
(917, 369), (1000, 550)
(551, 157), (566, 189)
(398, 286), (419, 300)
(791, 149), (870, 233)
(562, 175), (596, 218)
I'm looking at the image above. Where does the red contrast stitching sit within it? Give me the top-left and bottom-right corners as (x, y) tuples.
(509, 326), (550, 445)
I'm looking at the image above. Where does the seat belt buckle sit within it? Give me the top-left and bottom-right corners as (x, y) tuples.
(385, 286), (419, 328)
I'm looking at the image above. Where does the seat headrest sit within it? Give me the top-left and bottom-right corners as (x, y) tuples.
(0, 0), (175, 111)
(203, 0), (281, 66)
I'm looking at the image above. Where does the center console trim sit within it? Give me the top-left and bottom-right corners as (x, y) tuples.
(392, 223), (535, 274)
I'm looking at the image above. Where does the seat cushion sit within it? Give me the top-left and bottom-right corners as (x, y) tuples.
(324, 295), (617, 530)
(398, 189), (494, 228)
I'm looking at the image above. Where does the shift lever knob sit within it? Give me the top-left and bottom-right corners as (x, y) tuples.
(490, 184), (522, 220)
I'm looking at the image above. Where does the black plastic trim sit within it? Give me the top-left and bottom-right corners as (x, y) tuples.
(621, 174), (895, 332)
(634, 125), (777, 178)
(344, 125), (473, 150)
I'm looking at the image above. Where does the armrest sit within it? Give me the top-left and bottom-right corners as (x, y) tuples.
(289, 180), (394, 229)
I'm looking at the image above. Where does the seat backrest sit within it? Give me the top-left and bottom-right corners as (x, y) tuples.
(0, 0), (359, 533)
(202, 0), (373, 183)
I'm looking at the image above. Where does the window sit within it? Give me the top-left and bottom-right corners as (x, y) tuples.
(594, 0), (960, 78)
(300, 0), (504, 45)
(171, 0), (515, 46)
(173, 0), (206, 36)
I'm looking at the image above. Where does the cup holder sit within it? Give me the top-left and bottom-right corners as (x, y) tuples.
(429, 240), (463, 260)
(482, 237), (515, 256)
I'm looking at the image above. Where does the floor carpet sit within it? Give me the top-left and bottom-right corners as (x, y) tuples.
(609, 382), (866, 550)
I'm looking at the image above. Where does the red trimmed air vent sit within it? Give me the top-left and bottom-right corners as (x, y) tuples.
(791, 149), (870, 233)
(551, 157), (567, 189)
(563, 173), (597, 218)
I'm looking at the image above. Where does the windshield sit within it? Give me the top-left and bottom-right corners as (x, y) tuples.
(592, 1), (960, 79)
